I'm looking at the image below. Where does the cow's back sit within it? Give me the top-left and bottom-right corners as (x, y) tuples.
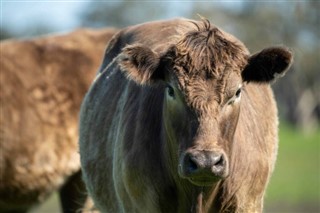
(0, 28), (117, 211)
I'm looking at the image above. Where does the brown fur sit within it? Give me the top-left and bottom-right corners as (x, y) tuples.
(175, 19), (247, 78)
(0, 28), (118, 212)
(79, 18), (292, 213)
(171, 20), (248, 113)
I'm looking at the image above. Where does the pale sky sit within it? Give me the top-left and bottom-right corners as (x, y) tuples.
(1, 1), (86, 36)
(1, 0), (241, 38)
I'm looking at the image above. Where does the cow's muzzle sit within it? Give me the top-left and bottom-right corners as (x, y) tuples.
(179, 150), (228, 186)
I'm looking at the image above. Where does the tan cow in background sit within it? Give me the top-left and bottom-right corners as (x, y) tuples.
(0, 28), (117, 213)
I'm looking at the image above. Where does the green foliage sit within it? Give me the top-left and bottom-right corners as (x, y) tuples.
(265, 122), (320, 212)
(0, 27), (14, 40)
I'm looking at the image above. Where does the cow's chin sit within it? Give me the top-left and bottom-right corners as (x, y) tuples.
(186, 176), (221, 187)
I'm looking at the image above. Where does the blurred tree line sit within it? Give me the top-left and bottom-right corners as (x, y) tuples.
(1, 1), (319, 132)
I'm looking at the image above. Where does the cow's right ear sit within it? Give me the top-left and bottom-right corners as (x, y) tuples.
(118, 44), (164, 85)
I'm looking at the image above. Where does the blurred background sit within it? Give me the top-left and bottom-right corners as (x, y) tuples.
(1, 1), (319, 212)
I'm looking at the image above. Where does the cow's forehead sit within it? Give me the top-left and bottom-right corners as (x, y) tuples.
(167, 22), (247, 111)
(173, 66), (242, 113)
(172, 22), (248, 79)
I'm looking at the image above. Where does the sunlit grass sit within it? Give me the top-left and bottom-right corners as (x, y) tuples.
(30, 193), (61, 213)
(265, 122), (320, 212)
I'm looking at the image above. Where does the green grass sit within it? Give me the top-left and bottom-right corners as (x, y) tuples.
(265, 123), (320, 212)
(30, 193), (61, 213)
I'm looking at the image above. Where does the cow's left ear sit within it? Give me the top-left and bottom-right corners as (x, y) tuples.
(242, 47), (293, 83)
(118, 44), (164, 85)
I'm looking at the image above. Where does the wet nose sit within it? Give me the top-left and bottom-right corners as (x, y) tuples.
(182, 150), (227, 178)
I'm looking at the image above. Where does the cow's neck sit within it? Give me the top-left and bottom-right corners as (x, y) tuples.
(173, 179), (223, 213)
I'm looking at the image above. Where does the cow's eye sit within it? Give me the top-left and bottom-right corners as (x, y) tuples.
(235, 88), (241, 98)
(227, 88), (242, 105)
(167, 85), (175, 98)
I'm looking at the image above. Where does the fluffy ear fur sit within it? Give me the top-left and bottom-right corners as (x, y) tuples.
(118, 44), (164, 85)
(242, 47), (293, 83)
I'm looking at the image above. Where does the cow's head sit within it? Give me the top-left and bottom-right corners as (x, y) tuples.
(118, 20), (292, 186)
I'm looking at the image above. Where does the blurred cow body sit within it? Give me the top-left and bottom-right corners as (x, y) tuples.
(0, 28), (117, 212)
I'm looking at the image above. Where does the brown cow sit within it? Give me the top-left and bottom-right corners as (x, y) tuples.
(79, 18), (293, 213)
(0, 28), (118, 213)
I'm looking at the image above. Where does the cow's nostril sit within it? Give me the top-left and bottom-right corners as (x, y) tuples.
(211, 154), (225, 176)
(213, 155), (223, 166)
(185, 155), (199, 174)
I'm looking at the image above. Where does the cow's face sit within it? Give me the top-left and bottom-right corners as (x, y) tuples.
(118, 23), (292, 186)
(163, 64), (243, 186)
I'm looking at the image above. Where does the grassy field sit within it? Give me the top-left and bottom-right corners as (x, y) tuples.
(30, 193), (61, 213)
(31, 123), (320, 213)
(265, 123), (320, 213)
